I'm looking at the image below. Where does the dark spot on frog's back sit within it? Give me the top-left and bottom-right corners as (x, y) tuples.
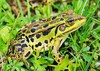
(42, 30), (51, 36)
(36, 34), (41, 39)
(20, 34), (25, 36)
(35, 44), (38, 47)
(32, 45), (34, 49)
(52, 16), (57, 20)
(31, 20), (36, 23)
(35, 42), (42, 47)
(38, 42), (42, 46)
(30, 37), (34, 42)
(22, 29), (26, 32)
(34, 24), (39, 27)
(60, 18), (64, 21)
(21, 40), (25, 43)
(29, 34), (34, 38)
(31, 28), (36, 33)
(14, 44), (21, 46)
(12, 46), (15, 54)
(50, 38), (53, 42)
(39, 19), (46, 22)
(18, 48), (23, 52)
(42, 27), (54, 36)
(24, 51), (30, 57)
(44, 40), (48, 44)
(25, 36), (29, 42)
(22, 44), (28, 48)
(28, 34), (34, 42)
(43, 24), (49, 28)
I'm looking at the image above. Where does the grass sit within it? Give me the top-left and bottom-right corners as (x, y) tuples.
(0, 0), (100, 71)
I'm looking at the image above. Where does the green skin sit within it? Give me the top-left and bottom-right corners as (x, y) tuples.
(7, 11), (86, 68)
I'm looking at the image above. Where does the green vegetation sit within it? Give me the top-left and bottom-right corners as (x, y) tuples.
(0, 0), (100, 71)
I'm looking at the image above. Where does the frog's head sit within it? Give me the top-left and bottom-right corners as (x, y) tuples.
(56, 10), (86, 36)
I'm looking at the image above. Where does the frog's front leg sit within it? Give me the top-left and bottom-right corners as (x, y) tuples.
(51, 38), (65, 63)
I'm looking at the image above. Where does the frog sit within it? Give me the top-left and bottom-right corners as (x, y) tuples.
(7, 10), (86, 67)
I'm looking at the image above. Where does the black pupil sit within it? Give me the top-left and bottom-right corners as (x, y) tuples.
(67, 18), (74, 22)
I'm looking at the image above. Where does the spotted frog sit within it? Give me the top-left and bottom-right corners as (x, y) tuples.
(7, 10), (86, 66)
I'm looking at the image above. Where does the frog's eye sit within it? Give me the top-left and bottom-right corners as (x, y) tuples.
(67, 17), (74, 26)
(67, 17), (74, 22)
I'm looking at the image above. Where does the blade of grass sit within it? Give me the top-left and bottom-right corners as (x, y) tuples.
(26, 0), (31, 18)
(91, 17), (100, 24)
(17, 0), (24, 18)
(84, 40), (97, 71)
(81, 0), (88, 15)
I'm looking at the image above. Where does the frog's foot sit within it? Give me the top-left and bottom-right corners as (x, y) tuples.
(52, 48), (63, 63)
(55, 53), (63, 63)
(23, 60), (30, 69)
